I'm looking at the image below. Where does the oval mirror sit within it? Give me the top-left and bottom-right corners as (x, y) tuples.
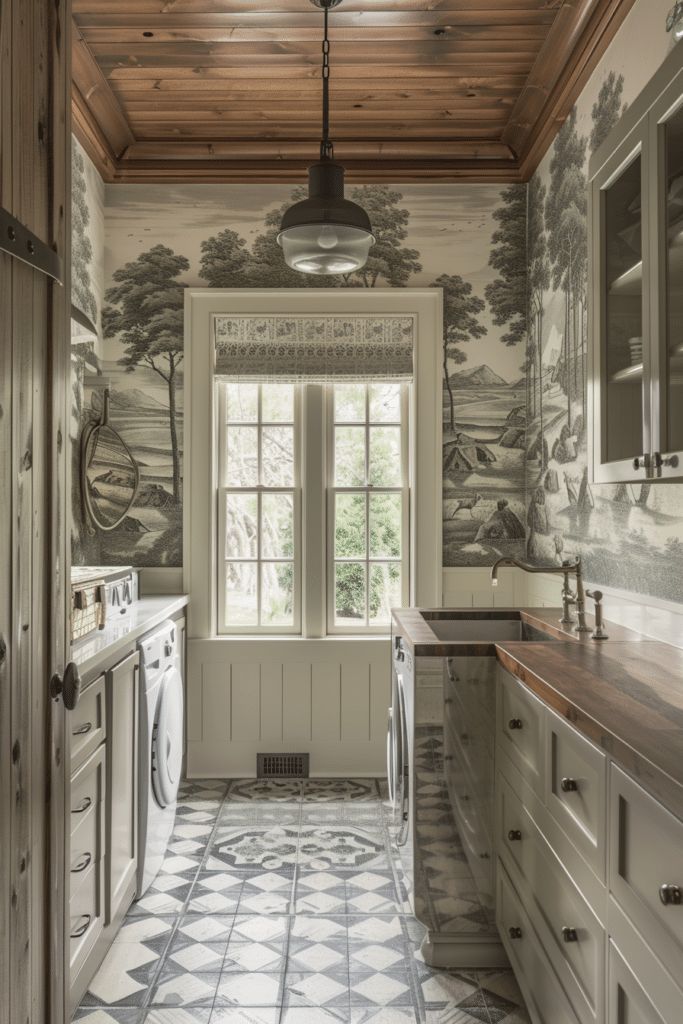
(81, 389), (139, 531)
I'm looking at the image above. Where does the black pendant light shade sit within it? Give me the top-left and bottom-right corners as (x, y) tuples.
(277, 0), (374, 275)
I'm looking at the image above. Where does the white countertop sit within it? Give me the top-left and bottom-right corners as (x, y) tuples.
(72, 594), (189, 676)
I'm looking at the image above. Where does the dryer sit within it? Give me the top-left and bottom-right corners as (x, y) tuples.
(137, 619), (184, 896)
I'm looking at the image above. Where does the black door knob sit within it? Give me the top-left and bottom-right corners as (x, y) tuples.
(49, 661), (82, 710)
(508, 926), (522, 939)
(560, 777), (578, 793)
(509, 718), (523, 730)
(507, 829), (522, 841)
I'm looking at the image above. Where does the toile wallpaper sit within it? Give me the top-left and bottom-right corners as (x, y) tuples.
(70, 0), (683, 606)
(524, 0), (683, 603)
(77, 177), (528, 569)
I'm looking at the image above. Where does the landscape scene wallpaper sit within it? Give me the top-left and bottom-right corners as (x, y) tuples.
(71, 0), (683, 604)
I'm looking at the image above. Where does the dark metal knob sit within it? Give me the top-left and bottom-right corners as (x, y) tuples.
(633, 454), (648, 471)
(659, 883), (682, 906)
(561, 777), (578, 793)
(49, 661), (82, 711)
(508, 829), (522, 841)
(561, 926), (578, 943)
(444, 697), (453, 705)
(509, 718), (523, 730)
(508, 926), (522, 939)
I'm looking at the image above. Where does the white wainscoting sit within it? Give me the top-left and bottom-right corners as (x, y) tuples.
(441, 566), (527, 608)
(186, 637), (391, 777)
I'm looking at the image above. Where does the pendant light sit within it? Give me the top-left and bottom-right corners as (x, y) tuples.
(277, 0), (375, 275)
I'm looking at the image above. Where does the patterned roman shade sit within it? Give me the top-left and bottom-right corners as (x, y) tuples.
(213, 314), (414, 380)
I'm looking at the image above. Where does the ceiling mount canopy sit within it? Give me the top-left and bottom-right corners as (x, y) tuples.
(277, 0), (374, 276)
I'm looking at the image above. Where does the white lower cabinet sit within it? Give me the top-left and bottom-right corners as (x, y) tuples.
(497, 863), (581, 1024)
(495, 667), (683, 1024)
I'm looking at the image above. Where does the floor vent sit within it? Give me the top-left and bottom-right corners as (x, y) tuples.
(257, 753), (310, 778)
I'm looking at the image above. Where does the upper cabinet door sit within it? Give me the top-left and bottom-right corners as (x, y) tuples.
(650, 76), (683, 478)
(591, 121), (651, 483)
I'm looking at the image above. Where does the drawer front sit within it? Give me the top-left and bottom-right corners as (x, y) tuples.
(497, 773), (604, 1022)
(610, 764), (683, 979)
(69, 861), (103, 981)
(70, 803), (98, 877)
(496, 668), (544, 795)
(70, 673), (106, 771)
(608, 942), (667, 1024)
(546, 707), (607, 880)
(69, 744), (105, 984)
(70, 744), (104, 834)
(497, 862), (581, 1024)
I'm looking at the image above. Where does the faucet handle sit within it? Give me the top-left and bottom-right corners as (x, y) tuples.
(586, 590), (608, 640)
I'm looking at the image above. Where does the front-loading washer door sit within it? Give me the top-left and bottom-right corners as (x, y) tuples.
(152, 663), (184, 809)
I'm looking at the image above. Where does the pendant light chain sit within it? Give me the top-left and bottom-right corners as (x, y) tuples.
(321, 4), (333, 160)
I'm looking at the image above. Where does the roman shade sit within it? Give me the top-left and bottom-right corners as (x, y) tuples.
(213, 314), (414, 380)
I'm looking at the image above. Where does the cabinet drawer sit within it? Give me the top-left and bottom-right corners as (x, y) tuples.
(70, 745), (104, 836)
(496, 669), (544, 795)
(497, 774), (604, 1023)
(497, 862), (581, 1024)
(608, 940), (673, 1024)
(69, 860), (103, 982)
(70, 804), (98, 878)
(70, 674), (106, 771)
(610, 764), (683, 980)
(547, 707), (606, 880)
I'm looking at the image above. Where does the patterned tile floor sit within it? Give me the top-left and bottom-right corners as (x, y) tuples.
(74, 778), (530, 1024)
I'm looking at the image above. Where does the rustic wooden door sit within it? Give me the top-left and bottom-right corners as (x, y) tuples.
(0, 2), (71, 1023)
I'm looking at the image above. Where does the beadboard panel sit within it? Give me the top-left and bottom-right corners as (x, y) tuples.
(187, 637), (391, 777)
(442, 566), (527, 608)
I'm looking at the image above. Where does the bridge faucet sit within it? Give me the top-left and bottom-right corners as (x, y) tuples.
(490, 556), (591, 633)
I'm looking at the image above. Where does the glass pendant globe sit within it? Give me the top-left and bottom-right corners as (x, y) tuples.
(279, 222), (374, 275)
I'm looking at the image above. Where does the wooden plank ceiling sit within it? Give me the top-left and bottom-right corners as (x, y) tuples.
(71, 0), (636, 184)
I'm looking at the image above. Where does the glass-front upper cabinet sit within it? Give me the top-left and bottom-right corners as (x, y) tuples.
(652, 77), (683, 477)
(589, 46), (683, 482)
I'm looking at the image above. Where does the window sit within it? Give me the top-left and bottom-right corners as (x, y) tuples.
(217, 379), (409, 636)
(328, 382), (408, 633)
(218, 382), (300, 634)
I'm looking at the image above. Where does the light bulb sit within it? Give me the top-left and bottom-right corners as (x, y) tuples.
(317, 225), (339, 249)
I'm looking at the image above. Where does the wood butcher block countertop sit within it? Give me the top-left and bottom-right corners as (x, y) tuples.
(392, 607), (683, 820)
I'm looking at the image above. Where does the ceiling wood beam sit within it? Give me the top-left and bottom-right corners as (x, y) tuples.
(71, 85), (118, 181)
(503, 0), (638, 169)
(72, 22), (135, 157)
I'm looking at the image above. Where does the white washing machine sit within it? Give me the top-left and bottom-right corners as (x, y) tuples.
(137, 619), (184, 896)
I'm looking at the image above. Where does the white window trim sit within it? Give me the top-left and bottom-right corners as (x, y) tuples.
(184, 289), (443, 640)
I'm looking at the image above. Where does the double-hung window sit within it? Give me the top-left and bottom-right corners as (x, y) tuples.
(328, 382), (408, 633)
(217, 379), (409, 636)
(218, 382), (300, 633)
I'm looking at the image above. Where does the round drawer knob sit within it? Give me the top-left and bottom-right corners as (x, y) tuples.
(659, 883), (682, 906)
(508, 718), (523, 730)
(444, 698), (453, 705)
(508, 926), (522, 939)
(561, 926), (578, 943)
(560, 777), (578, 793)
(507, 829), (522, 842)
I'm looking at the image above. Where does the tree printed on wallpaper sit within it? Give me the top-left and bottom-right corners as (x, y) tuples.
(440, 185), (528, 567)
(99, 182), (531, 569)
(72, 144), (98, 326)
(523, 70), (683, 601)
(98, 246), (187, 566)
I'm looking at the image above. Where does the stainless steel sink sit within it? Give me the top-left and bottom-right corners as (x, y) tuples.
(419, 611), (560, 642)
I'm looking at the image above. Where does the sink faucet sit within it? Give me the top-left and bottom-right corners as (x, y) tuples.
(490, 556), (591, 633)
